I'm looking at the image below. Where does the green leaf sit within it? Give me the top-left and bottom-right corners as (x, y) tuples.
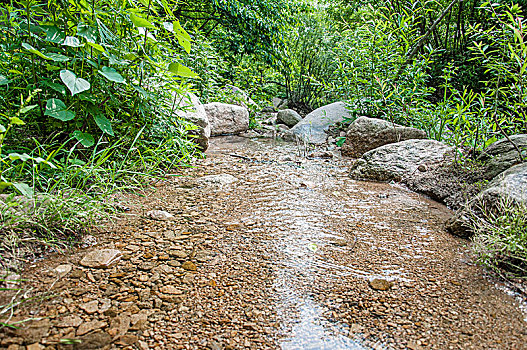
(9, 153), (32, 162)
(19, 105), (37, 114)
(60, 70), (90, 96)
(98, 67), (125, 84)
(21, 43), (69, 62)
(9, 117), (25, 125)
(72, 131), (95, 147)
(62, 36), (84, 47)
(86, 41), (105, 52)
(168, 63), (198, 78)
(22, 43), (49, 60)
(13, 182), (34, 198)
(130, 13), (156, 29)
(34, 157), (57, 169)
(46, 53), (70, 62)
(174, 20), (191, 54)
(0, 125), (6, 133)
(44, 99), (75, 121)
(0, 75), (10, 86)
(41, 25), (65, 43)
(88, 106), (114, 136)
(77, 24), (97, 42)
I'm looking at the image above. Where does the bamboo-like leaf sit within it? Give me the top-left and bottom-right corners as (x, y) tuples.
(130, 13), (156, 29)
(174, 20), (191, 53)
(168, 62), (198, 78)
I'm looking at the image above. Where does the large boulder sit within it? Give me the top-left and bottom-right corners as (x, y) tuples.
(276, 109), (302, 127)
(204, 103), (250, 136)
(404, 157), (487, 210)
(341, 117), (427, 158)
(446, 162), (527, 237)
(289, 102), (353, 144)
(349, 139), (454, 182)
(173, 93), (210, 151)
(478, 134), (527, 179)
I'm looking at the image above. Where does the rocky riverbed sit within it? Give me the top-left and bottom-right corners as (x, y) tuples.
(1, 136), (526, 349)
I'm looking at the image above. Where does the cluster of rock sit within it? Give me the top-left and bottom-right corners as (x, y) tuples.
(345, 119), (526, 237)
(171, 93), (250, 151)
(173, 91), (526, 239)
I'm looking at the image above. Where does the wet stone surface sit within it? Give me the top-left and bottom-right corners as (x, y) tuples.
(1, 136), (526, 349)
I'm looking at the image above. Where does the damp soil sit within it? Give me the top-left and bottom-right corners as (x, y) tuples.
(1, 136), (527, 350)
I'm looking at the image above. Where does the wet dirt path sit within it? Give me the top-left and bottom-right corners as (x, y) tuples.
(2, 136), (527, 349)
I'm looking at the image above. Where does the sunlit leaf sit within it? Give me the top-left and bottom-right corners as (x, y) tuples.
(130, 13), (156, 29)
(9, 153), (32, 162)
(168, 63), (198, 78)
(60, 70), (90, 96)
(86, 41), (105, 52)
(44, 98), (75, 121)
(19, 105), (37, 114)
(98, 66), (125, 84)
(174, 20), (191, 53)
(9, 117), (25, 125)
(0, 125), (6, 133)
(62, 36), (84, 47)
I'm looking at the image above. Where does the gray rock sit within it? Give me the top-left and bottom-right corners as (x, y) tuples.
(277, 109), (302, 127)
(341, 116), (426, 158)
(447, 162), (527, 237)
(290, 102), (353, 144)
(349, 139), (454, 182)
(204, 103), (250, 136)
(80, 249), (122, 269)
(478, 134), (527, 179)
(173, 93), (211, 151)
(272, 97), (288, 110)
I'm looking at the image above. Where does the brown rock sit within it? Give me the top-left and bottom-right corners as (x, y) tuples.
(56, 315), (83, 328)
(12, 319), (50, 344)
(26, 344), (43, 350)
(159, 286), (185, 295)
(181, 261), (197, 271)
(369, 278), (393, 291)
(116, 334), (138, 345)
(79, 300), (99, 314)
(76, 320), (107, 336)
(74, 330), (111, 349)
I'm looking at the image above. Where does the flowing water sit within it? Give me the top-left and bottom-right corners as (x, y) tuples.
(202, 136), (527, 349)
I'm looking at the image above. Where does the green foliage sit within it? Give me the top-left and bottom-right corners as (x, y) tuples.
(472, 199), (527, 277)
